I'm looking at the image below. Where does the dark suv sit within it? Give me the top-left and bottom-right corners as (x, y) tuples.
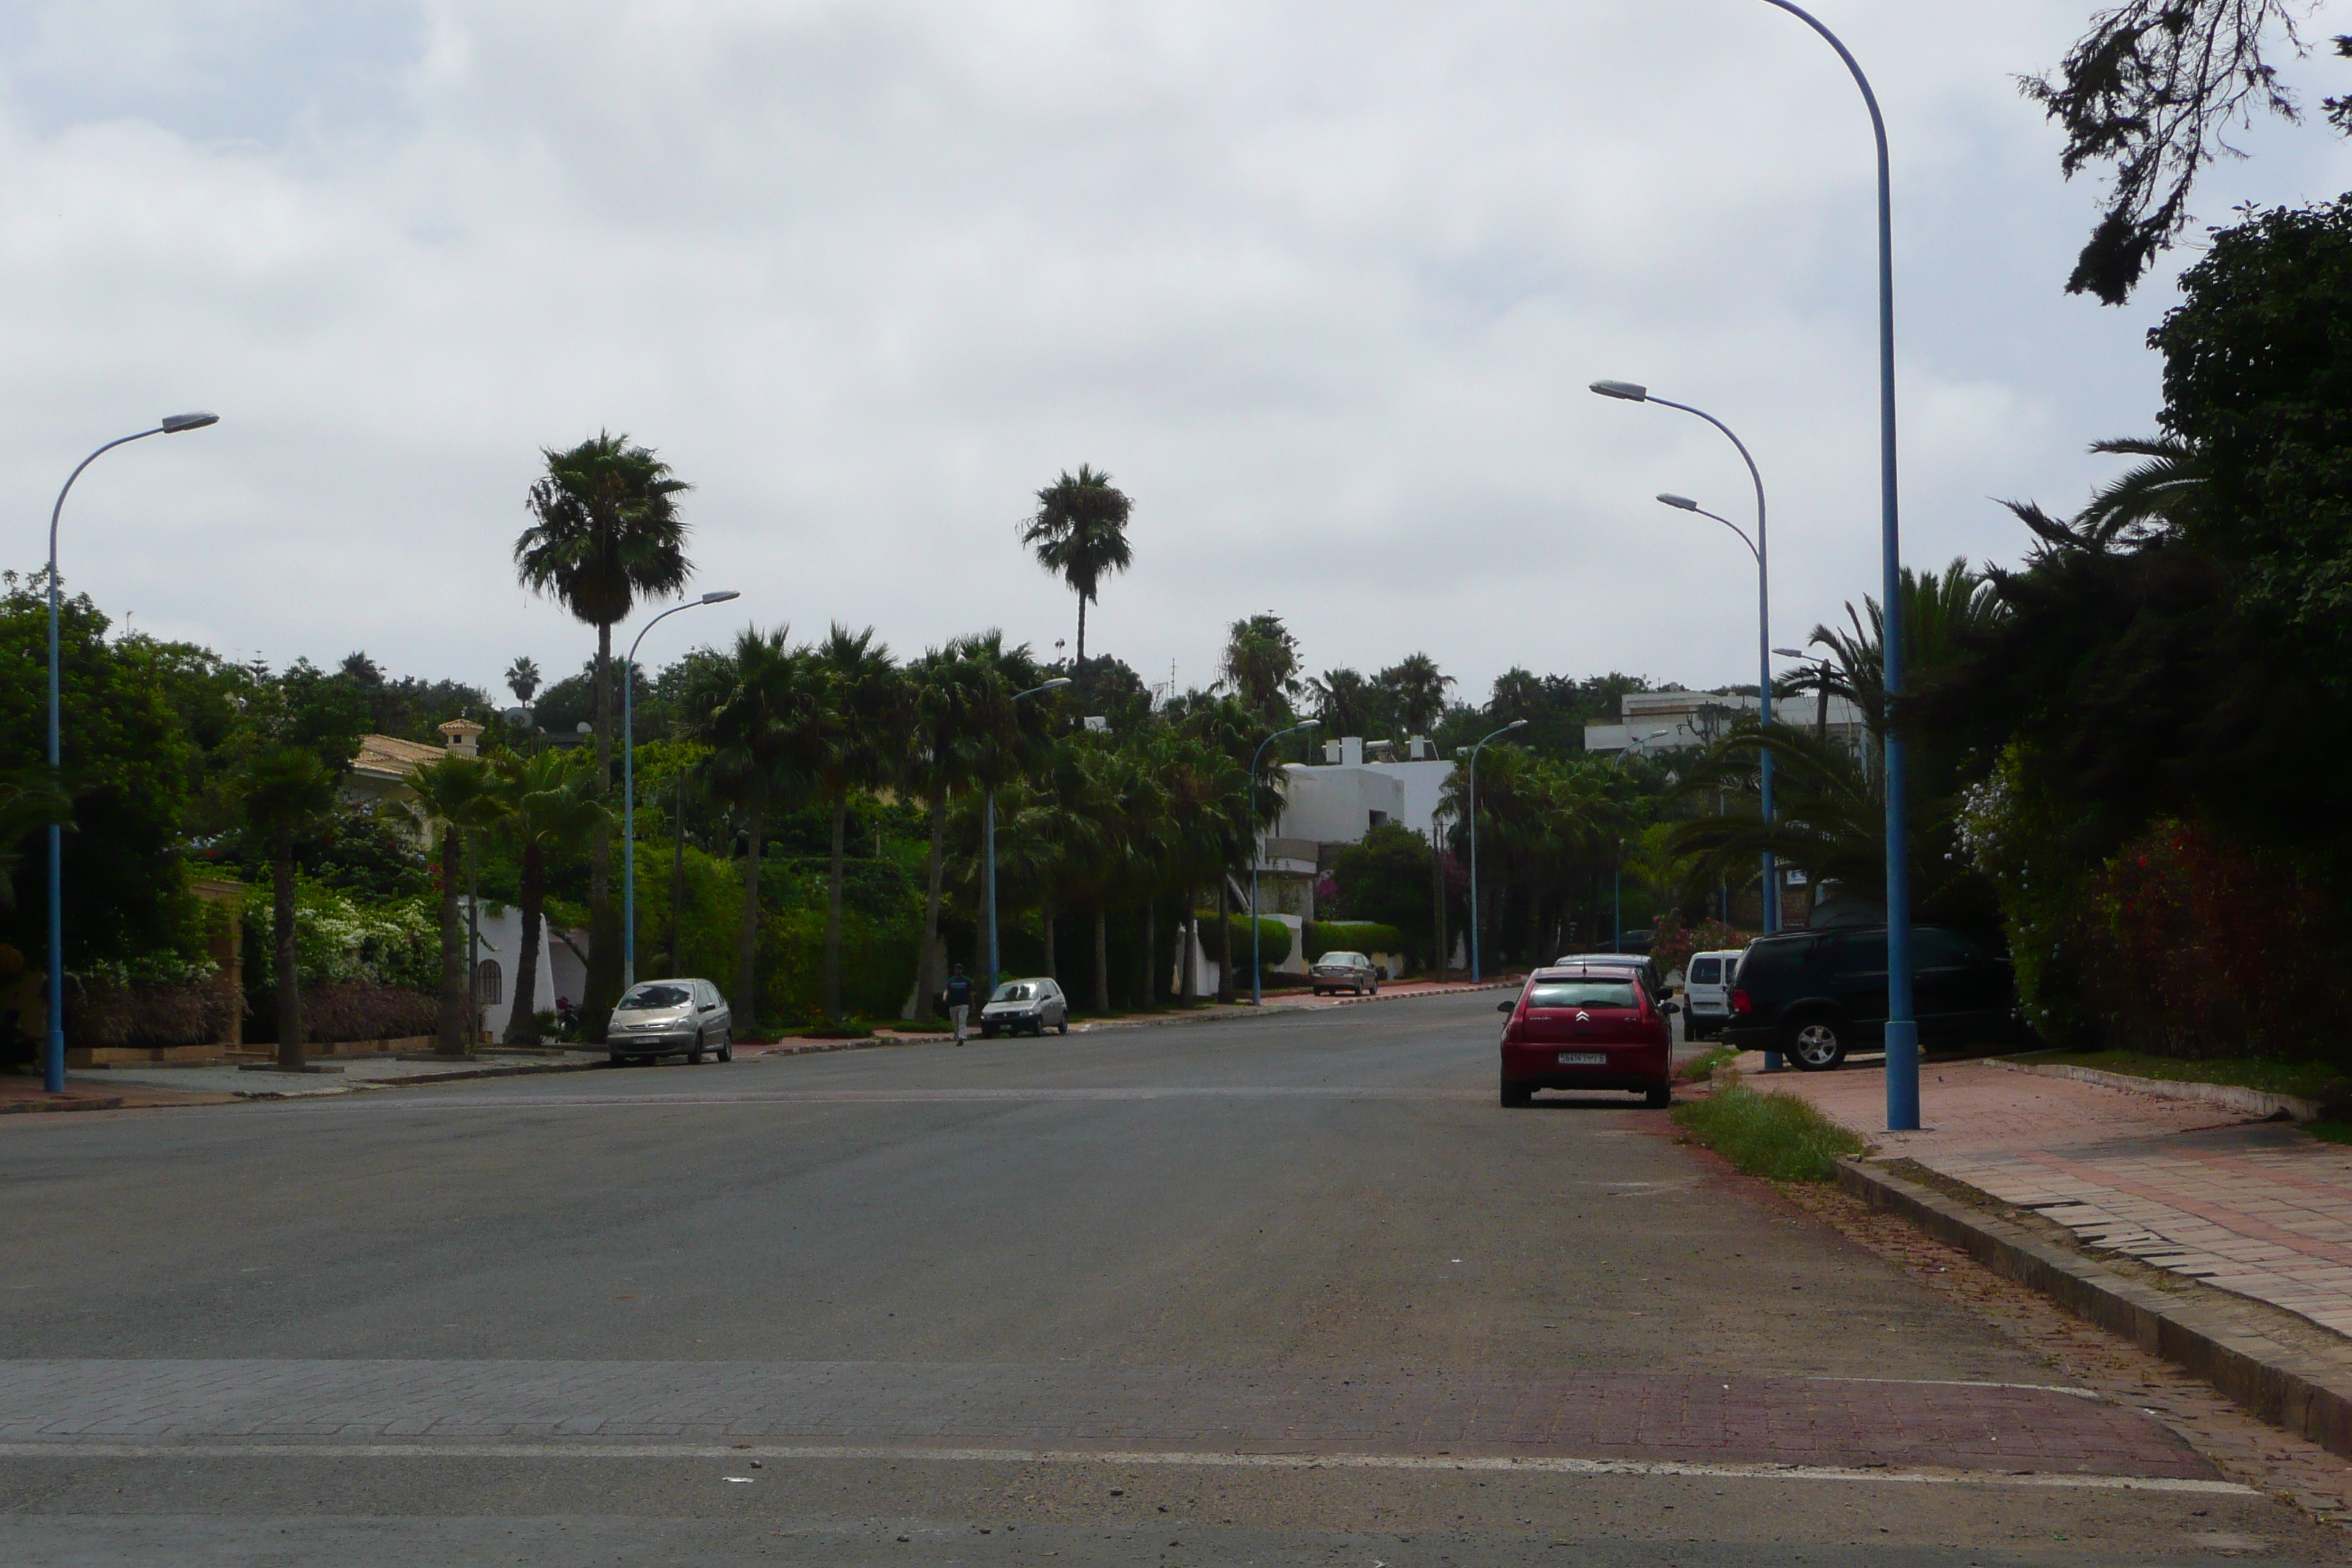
(1719, 925), (2016, 1070)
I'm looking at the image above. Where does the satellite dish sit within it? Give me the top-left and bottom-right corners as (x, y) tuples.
(575, 722), (592, 735)
(502, 707), (534, 729)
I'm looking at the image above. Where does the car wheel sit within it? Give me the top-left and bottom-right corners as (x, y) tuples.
(1368, 981), (1378, 995)
(607, 1051), (626, 1067)
(1057, 1018), (1068, 1035)
(1787, 1014), (1848, 1071)
(717, 1033), (734, 1063)
(981, 1024), (998, 1039)
(687, 1032), (706, 1066)
(1500, 1073), (1533, 1109)
(1645, 1082), (1673, 1109)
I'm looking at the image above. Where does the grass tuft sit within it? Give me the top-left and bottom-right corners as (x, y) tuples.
(1672, 1079), (1865, 1183)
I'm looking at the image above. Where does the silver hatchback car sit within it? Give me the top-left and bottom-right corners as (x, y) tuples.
(606, 978), (734, 1065)
(980, 978), (1068, 1038)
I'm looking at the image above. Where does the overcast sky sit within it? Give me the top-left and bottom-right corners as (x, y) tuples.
(5, 1), (2351, 712)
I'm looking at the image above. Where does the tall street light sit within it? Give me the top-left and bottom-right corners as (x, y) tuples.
(1654, 489), (1777, 933)
(1465, 719), (1527, 982)
(1248, 720), (1320, 1006)
(986, 677), (1069, 995)
(42, 412), (219, 1094)
(1588, 380), (1776, 935)
(622, 590), (739, 988)
(1749, 0), (1915, 1129)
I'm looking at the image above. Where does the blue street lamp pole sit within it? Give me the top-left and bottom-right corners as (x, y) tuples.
(1249, 720), (1321, 1006)
(622, 590), (739, 989)
(1757, 0), (1915, 1129)
(1589, 380), (1777, 935)
(1465, 719), (1527, 982)
(1655, 491), (1787, 1071)
(985, 677), (1070, 996)
(42, 412), (218, 1094)
(1614, 837), (1626, 954)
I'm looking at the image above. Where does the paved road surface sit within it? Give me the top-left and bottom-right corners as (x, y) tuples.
(2, 992), (2337, 1564)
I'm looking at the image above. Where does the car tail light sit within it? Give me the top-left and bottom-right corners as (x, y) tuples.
(1731, 988), (1753, 1015)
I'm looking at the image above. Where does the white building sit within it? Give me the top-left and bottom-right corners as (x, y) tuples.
(457, 898), (559, 1040)
(1586, 689), (1869, 761)
(1251, 736), (1458, 925)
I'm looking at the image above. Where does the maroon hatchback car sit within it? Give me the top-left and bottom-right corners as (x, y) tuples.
(1497, 965), (1678, 1109)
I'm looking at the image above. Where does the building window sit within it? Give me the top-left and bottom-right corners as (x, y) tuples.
(476, 960), (502, 1006)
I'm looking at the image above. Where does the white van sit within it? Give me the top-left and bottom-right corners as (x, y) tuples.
(1680, 949), (1744, 1041)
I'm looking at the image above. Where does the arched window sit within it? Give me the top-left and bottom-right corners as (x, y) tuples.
(476, 960), (502, 1006)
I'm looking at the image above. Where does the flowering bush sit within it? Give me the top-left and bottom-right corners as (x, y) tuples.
(287, 881), (439, 992)
(1648, 911), (1754, 983)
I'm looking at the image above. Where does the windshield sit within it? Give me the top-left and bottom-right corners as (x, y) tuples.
(619, 984), (692, 1010)
(991, 983), (1033, 1002)
(1319, 953), (1365, 966)
(1526, 979), (1637, 1009)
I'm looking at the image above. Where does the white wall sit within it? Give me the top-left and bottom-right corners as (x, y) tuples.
(459, 900), (558, 1039)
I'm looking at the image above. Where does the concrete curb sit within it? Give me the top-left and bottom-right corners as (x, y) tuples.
(1836, 1156), (2352, 1460)
(1985, 1056), (2323, 1123)
(1, 1095), (125, 1115)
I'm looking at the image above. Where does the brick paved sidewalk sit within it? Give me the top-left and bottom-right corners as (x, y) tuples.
(1737, 1058), (2352, 1338)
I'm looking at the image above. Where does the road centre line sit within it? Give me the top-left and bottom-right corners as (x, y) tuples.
(0, 1441), (2254, 1493)
(301, 1087), (1495, 1110)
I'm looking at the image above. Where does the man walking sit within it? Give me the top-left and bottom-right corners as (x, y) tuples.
(944, 963), (974, 1046)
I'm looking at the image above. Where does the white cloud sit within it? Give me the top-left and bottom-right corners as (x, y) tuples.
(3, 0), (2350, 702)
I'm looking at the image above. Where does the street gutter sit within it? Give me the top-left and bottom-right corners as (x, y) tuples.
(1837, 1156), (2352, 1460)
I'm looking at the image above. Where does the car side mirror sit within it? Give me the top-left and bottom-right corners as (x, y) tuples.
(1496, 1000), (1513, 1013)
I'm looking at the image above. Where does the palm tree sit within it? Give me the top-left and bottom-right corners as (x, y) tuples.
(505, 657), (543, 708)
(1305, 668), (1377, 736)
(513, 431), (694, 1037)
(491, 749), (606, 1043)
(902, 641), (984, 1015)
(1020, 464), (1134, 664)
(1216, 614), (1302, 720)
(1797, 558), (2007, 734)
(406, 754), (508, 1056)
(1378, 653), (1455, 736)
(238, 746), (340, 1071)
(680, 627), (829, 1027)
(813, 625), (905, 1022)
(2002, 434), (2208, 556)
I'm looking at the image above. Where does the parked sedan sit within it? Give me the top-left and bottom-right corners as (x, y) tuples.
(1499, 966), (1678, 1108)
(981, 978), (1068, 1038)
(1309, 951), (1379, 996)
(606, 978), (734, 1066)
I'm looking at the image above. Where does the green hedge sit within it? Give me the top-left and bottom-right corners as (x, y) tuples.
(1196, 915), (1293, 970)
(1304, 921), (1406, 960)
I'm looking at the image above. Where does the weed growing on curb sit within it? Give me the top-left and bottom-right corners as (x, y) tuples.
(1672, 1078), (1863, 1182)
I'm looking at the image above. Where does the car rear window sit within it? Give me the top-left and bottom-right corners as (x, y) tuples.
(1689, 958), (1720, 984)
(1319, 952), (1365, 965)
(1734, 939), (1810, 984)
(1526, 979), (1637, 1009)
(619, 984), (690, 1009)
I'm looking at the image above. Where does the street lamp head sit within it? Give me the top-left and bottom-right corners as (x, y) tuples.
(1507, 719), (1529, 731)
(159, 412), (219, 434)
(1589, 380), (1648, 402)
(1656, 493), (1699, 511)
(1772, 646), (1807, 658)
(1039, 678), (1072, 691)
(1297, 717), (1322, 728)
(700, 590), (741, 604)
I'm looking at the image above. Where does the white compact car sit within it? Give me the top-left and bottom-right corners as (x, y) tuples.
(1309, 951), (1379, 997)
(981, 977), (1068, 1038)
(1680, 949), (1744, 1041)
(606, 978), (734, 1065)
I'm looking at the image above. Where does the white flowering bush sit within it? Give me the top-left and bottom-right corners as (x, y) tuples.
(290, 882), (439, 992)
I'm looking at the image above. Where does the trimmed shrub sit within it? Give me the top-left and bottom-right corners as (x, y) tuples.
(1196, 916), (1293, 973)
(68, 976), (244, 1049)
(1304, 921), (1406, 961)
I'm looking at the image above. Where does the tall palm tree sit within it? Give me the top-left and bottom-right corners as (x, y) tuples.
(490, 749), (606, 1043)
(902, 640), (984, 1014)
(504, 657), (543, 708)
(1216, 614), (1302, 720)
(1378, 653), (1455, 736)
(680, 627), (829, 1027)
(1305, 668), (1377, 736)
(2002, 434), (2209, 556)
(238, 746), (340, 1071)
(813, 625), (905, 1022)
(1798, 558), (2007, 734)
(1020, 464), (1134, 665)
(406, 754), (508, 1056)
(513, 431), (693, 1038)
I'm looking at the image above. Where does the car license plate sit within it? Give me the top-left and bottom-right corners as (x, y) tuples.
(1557, 1052), (1607, 1066)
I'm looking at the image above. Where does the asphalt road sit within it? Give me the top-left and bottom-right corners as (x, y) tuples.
(1, 991), (2338, 1565)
